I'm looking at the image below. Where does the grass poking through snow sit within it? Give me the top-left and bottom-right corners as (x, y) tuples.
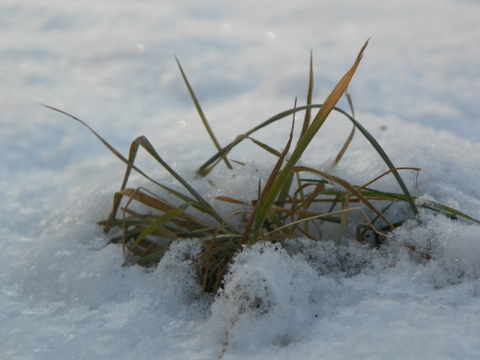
(44, 40), (479, 293)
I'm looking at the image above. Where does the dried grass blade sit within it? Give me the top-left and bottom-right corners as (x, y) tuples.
(264, 207), (386, 240)
(119, 188), (175, 212)
(120, 187), (216, 231)
(357, 167), (421, 191)
(293, 166), (394, 229)
(334, 124), (355, 165)
(215, 196), (249, 205)
(295, 40), (366, 155)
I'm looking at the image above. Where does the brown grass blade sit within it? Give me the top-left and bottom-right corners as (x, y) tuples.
(293, 166), (394, 229)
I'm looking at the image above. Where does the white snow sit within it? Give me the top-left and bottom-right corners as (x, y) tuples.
(1, 0), (479, 359)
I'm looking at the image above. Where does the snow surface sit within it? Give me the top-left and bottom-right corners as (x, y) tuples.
(1, 0), (479, 359)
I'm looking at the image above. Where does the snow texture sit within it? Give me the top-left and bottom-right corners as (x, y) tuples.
(1, 1), (479, 359)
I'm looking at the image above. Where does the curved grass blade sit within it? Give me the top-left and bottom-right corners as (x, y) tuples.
(42, 104), (227, 226)
(198, 101), (419, 216)
(125, 135), (225, 224)
(293, 166), (394, 229)
(197, 108), (305, 176)
(303, 175), (479, 224)
(331, 106), (419, 216)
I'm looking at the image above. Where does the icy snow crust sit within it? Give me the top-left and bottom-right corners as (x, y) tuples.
(1, 1), (480, 359)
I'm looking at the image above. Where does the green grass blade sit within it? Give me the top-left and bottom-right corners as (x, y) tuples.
(331, 106), (419, 216)
(243, 115), (296, 244)
(175, 57), (232, 169)
(245, 136), (282, 157)
(132, 203), (190, 248)
(197, 108), (305, 175)
(42, 105), (226, 226)
(131, 135), (226, 225)
(135, 249), (169, 266)
(303, 177), (479, 224)
(334, 88), (355, 165)
(300, 50), (314, 139)
(419, 200), (480, 224)
(42, 105), (177, 194)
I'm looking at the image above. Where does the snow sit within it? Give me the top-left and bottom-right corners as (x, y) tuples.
(1, 0), (479, 359)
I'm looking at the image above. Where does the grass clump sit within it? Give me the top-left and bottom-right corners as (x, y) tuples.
(45, 40), (479, 294)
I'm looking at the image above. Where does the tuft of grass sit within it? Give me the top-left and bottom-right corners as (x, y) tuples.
(45, 40), (479, 293)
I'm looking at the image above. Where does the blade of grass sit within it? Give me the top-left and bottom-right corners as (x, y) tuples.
(175, 56), (232, 169)
(42, 104), (229, 229)
(125, 135), (226, 224)
(263, 207), (387, 240)
(300, 50), (314, 139)
(43, 104), (227, 227)
(198, 100), (419, 220)
(418, 200), (480, 223)
(42, 105), (192, 201)
(302, 173), (479, 224)
(197, 109), (306, 176)
(245, 136), (282, 157)
(280, 51), (316, 210)
(250, 41), (368, 243)
(197, 105), (351, 174)
(331, 106), (419, 216)
(334, 88), (356, 165)
(242, 99), (298, 244)
(293, 166), (394, 229)
(131, 203), (190, 249)
(119, 187), (220, 232)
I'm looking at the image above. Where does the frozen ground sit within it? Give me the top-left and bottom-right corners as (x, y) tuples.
(1, 1), (479, 359)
